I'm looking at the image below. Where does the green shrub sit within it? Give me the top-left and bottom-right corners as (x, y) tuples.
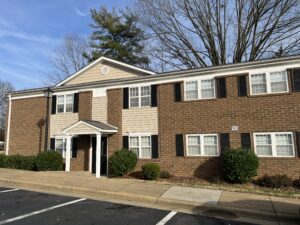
(3, 155), (35, 170)
(35, 151), (63, 171)
(142, 163), (160, 180)
(293, 179), (300, 188)
(159, 170), (171, 179)
(221, 148), (259, 184)
(0, 154), (7, 168)
(257, 174), (293, 188)
(109, 149), (137, 176)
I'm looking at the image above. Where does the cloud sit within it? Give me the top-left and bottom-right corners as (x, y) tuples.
(75, 7), (89, 17)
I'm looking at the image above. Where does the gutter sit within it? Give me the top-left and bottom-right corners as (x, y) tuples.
(5, 94), (11, 155)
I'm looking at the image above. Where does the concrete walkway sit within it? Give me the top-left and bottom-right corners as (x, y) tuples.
(0, 169), (299, 221)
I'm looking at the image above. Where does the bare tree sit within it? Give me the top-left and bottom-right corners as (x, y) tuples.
(46, 34), (89, 85)
(0, 80), (13, 141)
(137, 0), (300, 71)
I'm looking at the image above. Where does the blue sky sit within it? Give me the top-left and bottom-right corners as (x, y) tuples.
(0, 0), (132, 90)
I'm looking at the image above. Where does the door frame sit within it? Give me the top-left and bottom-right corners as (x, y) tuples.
(89, 135), (108, 176)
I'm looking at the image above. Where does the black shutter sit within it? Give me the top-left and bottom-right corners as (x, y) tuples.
(51, 95), (57, 114)
(291, 69), (300, 92)
(50, 138), (55, 150)
(216, 77), (227, 98)
(241, 133), (251, 149)
(175, 134), (184, 156)
(72, 137), (78, 158)
(220, 133), (230, 153)
(151, 85), (158, 107)
(73, 93), (79, 113)
(151, 135), (159, 158)
(123, 88), (129, 109)
(123, 136), (129, 150)
(174, 83), (182, 102)
(296, 132), (300, 158)
(238, 75), (248, 97)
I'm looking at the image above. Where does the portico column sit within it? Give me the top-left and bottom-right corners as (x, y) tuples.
(96, 133), (101, 178)
(65, 135), (71, 172)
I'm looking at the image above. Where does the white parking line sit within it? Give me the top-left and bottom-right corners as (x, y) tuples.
(0, 189), (19, 193)
(0, 198), (86, 225)
(156, 211), (177, 225)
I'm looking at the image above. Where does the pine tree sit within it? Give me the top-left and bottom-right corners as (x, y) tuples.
(84, 7), (149, 68)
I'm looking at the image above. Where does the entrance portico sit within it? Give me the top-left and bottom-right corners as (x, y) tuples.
(61, 120), (117, 178)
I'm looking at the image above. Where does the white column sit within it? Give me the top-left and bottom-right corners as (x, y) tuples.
(89, 136), (92, 172)
(65, 136), (71, 172)
(96, 133), (101, 178)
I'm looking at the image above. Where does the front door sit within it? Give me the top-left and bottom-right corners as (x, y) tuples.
(92, 136), (108, 175)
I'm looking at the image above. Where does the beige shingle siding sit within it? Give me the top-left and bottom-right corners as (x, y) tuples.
(66, 62), (140, 85)
(67, 123), (97, 134)
(50, 113), (78, 137)
(122, 107), (158, 135)
(92, 96), (107, 123)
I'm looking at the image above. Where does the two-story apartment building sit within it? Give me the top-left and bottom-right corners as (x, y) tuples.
(5, 56), (300, 178)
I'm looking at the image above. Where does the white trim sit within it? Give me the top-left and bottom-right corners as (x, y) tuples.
(184, 78), (216, 101)
(10, 93), (46, 100)
(186, 134), (219, 157)
(62, 120), (117, 134)
(253, 132), (295, 157)
(128, 133), (152, 159)
(56, 93), (74, 114)
(249, 69), (289, 96)
(89, 136), (92, 172)
(56, 56), (155, 87)
(96, 133), (101, 178)
(5, 94), (11, 155)
(129, 85), (151, 108)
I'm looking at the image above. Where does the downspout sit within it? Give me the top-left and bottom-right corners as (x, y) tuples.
(5, 94), (11, 155)
(44, 87), (52, 151)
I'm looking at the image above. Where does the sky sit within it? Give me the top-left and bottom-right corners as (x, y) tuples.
(0, 0), (132, 90)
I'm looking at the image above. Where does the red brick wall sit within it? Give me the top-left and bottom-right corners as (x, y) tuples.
(8, 97), (48, 155)
(78, 91), (92, 120)
(71, 135), (90, 171)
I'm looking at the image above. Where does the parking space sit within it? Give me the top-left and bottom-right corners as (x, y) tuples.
(0, 187), (253, 225)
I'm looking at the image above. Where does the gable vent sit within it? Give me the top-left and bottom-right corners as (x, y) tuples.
(101, 66), (110, 75)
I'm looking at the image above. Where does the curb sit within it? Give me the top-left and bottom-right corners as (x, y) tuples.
(0, 178), (299, 221)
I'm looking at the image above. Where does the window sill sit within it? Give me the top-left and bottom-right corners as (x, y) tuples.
(258, 156), (296, 159)
(249, 91), (292, 98)
(125, 106), (156, 110)
(183, 98), (218, 103)
(184, 155), (220, 158)
(138, 158), (160, 161)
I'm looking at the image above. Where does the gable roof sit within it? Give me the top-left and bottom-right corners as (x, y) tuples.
(62, 120), (118, 134)
(56, 56), (155, 87)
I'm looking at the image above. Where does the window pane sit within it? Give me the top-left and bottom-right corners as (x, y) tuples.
(188, 136), (201, 155)
(129, 136), (139, 147)
(130, 87), (139, 97)
(201, 80), (215, 98)
(203, 136), (218, 156)
(57, 95), (64, 104)
(130, 97), (139, 107)
(141, 147), (151, 158)
(65, 95), (73, 112)
(255, 134), (272, 156)
(131, 148), (139, 157)
(55, 139), (65, 158)
(275, 134), (293, 156)
(186, 81), (198, 100)
(256, 134), (271, 145)
(251, 74), (267, 94)
(256, 146), (272, 156)
(270, 71), (287, 93)
(57, 104), (64, 113)
(141, 86), (150, 96)
(141, 136), (151, 147)
(141, 96), (150, 106)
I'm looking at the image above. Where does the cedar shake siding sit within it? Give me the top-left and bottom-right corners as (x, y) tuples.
(79, 91), (92, 120)
(8, 97), (48, 155)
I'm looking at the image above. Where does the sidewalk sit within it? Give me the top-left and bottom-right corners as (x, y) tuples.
(0, 168), (299, 221)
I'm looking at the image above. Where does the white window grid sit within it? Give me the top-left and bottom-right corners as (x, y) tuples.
(184, 79), (216, 100)
(129, 134), (152, 159)
(56, 94), (74, 113)
(249, 70), (289, 95)
(186, 134), (219, 156)
(253, 132), (295, 157)
(129, 86), (151, 108)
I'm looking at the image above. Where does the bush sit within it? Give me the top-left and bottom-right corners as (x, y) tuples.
(257, 174), (293, 188)
(35, 151), (63, 171)
(3, 155), (36, 170)
(109, 149), (137, 176)
(221, 148), (259, 184)
(142, 163), (160, 180)
(159, 170), (171, 179)
(293, 179), (300, 188)
(0, 154), (7, 168)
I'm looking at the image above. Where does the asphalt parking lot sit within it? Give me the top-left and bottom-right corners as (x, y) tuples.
(0, 187), (253, 225)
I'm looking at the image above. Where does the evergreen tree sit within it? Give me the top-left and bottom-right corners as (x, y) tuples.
(84, 7), (149, 68)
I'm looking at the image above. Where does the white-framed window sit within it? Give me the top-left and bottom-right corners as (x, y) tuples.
(129, 86), (151, 108)
(250, 70), (289, 95)
(56, 94), (74, 113)
(55, 138), (74, 159)
(129, 134), (152, 158)
(184, 79), (215, 100)
(186, 134), (219, 156)
(254, 132), (295, 157)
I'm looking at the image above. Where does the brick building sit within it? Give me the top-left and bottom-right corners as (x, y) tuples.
(5, 56), (300, 178)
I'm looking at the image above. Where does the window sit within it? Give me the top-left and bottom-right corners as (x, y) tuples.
(129, 86), (151, 108)
(56, 94), (74, 113)
(185, 79), (215, 100)
(55, 138), (66, 158)
(129, 135), (152, 158)
(254, 132), (294, 157)
(250, 70), (288, 95)
(187, 134), (218, 156)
